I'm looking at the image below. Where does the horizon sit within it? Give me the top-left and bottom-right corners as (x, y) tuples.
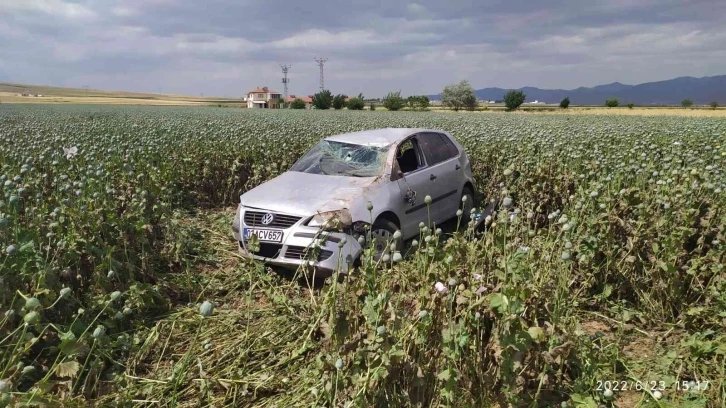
(3, 73), (726, 101)
(1, 1), (725, 98)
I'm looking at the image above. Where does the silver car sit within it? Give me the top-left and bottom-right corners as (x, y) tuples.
(232, 128), (476, 275)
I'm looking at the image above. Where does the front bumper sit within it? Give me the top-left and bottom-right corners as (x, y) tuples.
(232, 205), (362, 275)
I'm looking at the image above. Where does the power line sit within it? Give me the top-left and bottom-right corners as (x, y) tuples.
(314, 57), (328, 92)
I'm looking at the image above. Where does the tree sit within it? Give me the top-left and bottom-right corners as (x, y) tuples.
(681, 98), (693, 108)
(369, 102), (376, 111)
(463, 92), (478, 111)
(627, 103), (634, 109)
(605, 98), (619, 107)
(441, 80), (477, 111)
(312, 90), (333, 110)
(710, 101), (719, 110)
(290, 98), (306, 109)
(407, 95), (430, 111)
(504, 90), (526, 111)
(346, 93), (365, 110)
(559, 97), (570, 109)
(332, 94), (347, 110)
(383, 91), (405, 111)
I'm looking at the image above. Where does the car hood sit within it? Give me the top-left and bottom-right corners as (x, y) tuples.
(239, 171), (377, 216)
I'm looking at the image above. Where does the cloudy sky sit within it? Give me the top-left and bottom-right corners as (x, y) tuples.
(1, 0), (725, 98)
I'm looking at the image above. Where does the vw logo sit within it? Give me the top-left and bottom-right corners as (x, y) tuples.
(260, 213), (275, 225)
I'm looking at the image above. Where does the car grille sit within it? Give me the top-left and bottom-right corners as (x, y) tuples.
(243, 210), (302, 229)
(240, 241), (282, 258)
(285, 245), (334, 262)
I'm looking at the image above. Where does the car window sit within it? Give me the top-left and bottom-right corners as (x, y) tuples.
(441, 134), (459, 158)
(417, 133), (456, 166)
(396, 139), (424, 173)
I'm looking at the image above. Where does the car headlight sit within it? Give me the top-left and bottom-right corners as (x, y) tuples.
(307, 209), (352, 231)
(232, 204), (241, 233)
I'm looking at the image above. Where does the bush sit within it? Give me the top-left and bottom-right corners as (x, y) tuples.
(681, 98), (693, 108)
(332, 94), (347, 110)
(290, 98), (306, 109)
(559, 97), (570, 109)
(504, 90), (526, 111)
(605, 98), (619, 108)
(369, 102), (376, 111)
(711, 101), (719, 109)
(627, 103), (634, 109)
(383, 91), (405, 111)
(312, 90), (333, 110)
(347, 94), (365, 110)
(442, 80), (477, 111)
(407, 95), (430, 111)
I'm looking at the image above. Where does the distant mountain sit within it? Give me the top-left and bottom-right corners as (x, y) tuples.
(428, 75), (726, 105)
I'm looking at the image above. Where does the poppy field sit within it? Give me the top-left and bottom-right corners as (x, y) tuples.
(1, 105), (725, 407)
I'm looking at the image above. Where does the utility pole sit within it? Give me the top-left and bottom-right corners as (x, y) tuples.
(280, 64), (291, 107)
(314, 57), (328, 92)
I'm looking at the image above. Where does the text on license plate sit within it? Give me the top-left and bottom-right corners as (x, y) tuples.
(243, 228), (283, 243)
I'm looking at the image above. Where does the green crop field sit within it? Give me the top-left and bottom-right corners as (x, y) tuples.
(0, 105), (724, 407)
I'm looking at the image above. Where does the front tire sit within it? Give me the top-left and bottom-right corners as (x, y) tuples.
(369, 218), (399, 261)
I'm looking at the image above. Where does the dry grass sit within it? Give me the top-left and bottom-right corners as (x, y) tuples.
(0, 94), (236, 106)
(0, 82), (243, 107)
(531, 107), (726, 117)
(428, 105), (726, 117)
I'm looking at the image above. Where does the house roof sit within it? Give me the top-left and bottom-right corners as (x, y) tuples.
(325, 128), (436, 148)
(285, 95), (313, 103)
(247, 88), (280, 94)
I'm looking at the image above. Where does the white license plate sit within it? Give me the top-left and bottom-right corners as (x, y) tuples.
(243, 228), (283, 243)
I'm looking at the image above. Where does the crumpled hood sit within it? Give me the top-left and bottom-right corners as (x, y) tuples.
(239, 171), (376, 216)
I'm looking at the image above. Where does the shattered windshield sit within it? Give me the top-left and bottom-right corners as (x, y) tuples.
(290, 140), (389, 177)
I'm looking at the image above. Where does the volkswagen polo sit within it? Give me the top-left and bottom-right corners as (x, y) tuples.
(232, 128), (476, 275)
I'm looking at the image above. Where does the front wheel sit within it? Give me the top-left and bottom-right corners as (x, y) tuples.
(369, 218), (399, 261)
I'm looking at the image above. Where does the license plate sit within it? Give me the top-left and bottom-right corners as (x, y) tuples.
(243, 228), (283, 243)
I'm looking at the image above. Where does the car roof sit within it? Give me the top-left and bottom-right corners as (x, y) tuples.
(324, 128), (440, 148)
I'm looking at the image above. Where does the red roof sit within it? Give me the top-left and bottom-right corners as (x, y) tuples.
(247, 87), (280, 94)
(285, 95), (313, 103)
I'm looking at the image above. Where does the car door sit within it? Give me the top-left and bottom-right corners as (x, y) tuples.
(390, 137), (443, 237)
(415, 132), (462, 223)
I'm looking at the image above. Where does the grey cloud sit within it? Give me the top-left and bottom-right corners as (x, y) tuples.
(1, 0), (725, 97)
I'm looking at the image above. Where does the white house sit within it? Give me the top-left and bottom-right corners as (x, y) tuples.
(246, 86), (282, 109)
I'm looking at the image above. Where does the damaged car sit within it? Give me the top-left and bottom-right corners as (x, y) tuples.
(232, 128), (476, 275)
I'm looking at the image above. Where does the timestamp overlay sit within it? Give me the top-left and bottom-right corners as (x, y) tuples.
(595, 379), (712, 398)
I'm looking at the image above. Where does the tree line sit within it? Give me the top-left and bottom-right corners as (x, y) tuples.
(286, 83), (721, 111)
(293, 90), (432, 111)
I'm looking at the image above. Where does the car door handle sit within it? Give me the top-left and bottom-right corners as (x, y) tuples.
(430, 174), (437, 180)
(455, 164), (461, 170)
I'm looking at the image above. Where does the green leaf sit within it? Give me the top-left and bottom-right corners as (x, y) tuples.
(570, 393), (598, 408)
(527, 326), (545, 343)
(488, 293), (503, 309)
(436, 369), (451, 381)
